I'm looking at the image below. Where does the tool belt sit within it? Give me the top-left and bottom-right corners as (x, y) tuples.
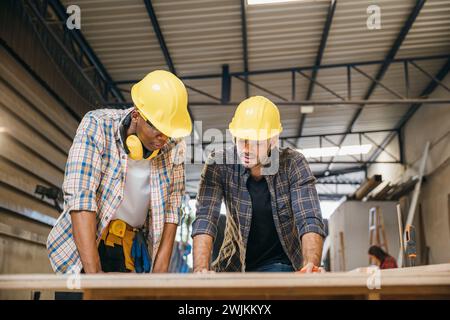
(101, 219), (137, 272)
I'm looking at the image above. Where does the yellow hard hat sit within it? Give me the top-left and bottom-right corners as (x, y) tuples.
(131, 70), (192, 138)
(229, 96), (283, 141)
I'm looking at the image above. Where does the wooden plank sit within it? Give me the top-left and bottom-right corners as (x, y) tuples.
(380, 264), (450, 273)
(353, 175), (382, 200)
(397, 204), (406, 266)
(1, 268), (450, 290)
(0, 264), (449, 299)
(0, 80), (73, 152)
(339, 231), (346, 271)
(0, 47), (79, 137)
(398, 142), (430, 266)
(83, 284), (450, 300)
(0, 106), (67, 171)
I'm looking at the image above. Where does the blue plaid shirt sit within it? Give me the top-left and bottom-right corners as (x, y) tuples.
(192, 147), (325, 271)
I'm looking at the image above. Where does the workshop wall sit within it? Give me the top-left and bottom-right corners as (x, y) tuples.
(0, 41), (79, 278)
(368, 74), (450, 264)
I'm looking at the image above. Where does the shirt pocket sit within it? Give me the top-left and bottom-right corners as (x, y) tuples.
(98, 160), (122, 202)
(101, 167), (121, 180)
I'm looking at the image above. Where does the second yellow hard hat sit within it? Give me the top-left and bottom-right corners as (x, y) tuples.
(229, 96), (283, 141)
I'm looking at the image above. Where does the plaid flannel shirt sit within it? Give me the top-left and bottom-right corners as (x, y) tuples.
(47, 108), (185, 273)
(192, 147), (326, 272)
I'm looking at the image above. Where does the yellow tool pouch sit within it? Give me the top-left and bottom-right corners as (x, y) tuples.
(101, 220), (136, 272)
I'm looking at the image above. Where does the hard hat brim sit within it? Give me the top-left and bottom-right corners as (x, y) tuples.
(148, 111), (192, 138)
(229, 126), (282, 141)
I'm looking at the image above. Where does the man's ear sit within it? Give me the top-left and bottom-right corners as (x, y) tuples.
(269, 135), (279, 149)
(127, 109), (139, 135)
(131, 109), (140, 122)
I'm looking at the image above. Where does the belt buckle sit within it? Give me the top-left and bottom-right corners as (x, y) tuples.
(110, 220), (126, 238)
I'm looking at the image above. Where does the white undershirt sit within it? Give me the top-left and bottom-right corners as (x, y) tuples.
(113, 158), (151, 228)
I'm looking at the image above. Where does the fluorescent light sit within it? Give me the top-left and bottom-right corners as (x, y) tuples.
(300, 106), (314, 114)
(338, 144), (372, 156)
(247, 0), (303, 5)
(297, 144), (373, 158)
(300, 146), (339, 158)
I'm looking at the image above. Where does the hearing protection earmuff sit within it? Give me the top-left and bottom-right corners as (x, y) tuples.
(126, 135), (159, 160)
(121, 113), (160, 161)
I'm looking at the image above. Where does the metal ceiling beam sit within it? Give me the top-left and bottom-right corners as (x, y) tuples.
(299, 0), (337, 136)
(315, 166), (366, 179)
(221, 65), (232, 104)
(240, 0), (249, 98)
(310, 161), (400, 164)
(114, 54), (448, 84)
(143, 0), (176, 74)
(297, 70), (345, 101)
(325, 0), (426, 172)
(48, 0), (124, 102)
(184, 129), (397, 147)
(363, 0), (427, 102)
(397, 57), (450, 128)
(234, 75), (288, 101)
(368, 57), (450, 163)
(185, 85), (221, 102)
(409, 60), (450, 93)
(345, 0), (426, 130)
(316, 182), (361, 185)
(106, 98), (450, 108)
(142, 0), (196, 125)
(318, 194), (349, 201)
(305, 0), (337, 100)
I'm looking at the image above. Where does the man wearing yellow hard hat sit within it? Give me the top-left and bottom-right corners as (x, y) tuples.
(47, 70), (191, 274)
(192, 96), (326, 273)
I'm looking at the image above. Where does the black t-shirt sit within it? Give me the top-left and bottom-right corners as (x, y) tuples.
(245, 175), (291, 271)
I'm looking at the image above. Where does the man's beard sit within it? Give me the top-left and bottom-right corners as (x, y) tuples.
(239, 148), (271, 168)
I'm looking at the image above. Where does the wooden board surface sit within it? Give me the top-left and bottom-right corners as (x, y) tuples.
(1, 264), (449, 299)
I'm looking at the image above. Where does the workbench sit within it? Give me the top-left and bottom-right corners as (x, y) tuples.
(1, 264), (449, 300)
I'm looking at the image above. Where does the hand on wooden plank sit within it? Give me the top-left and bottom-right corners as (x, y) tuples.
(193, 267), (216, 274)
(297, 262), (325, 274)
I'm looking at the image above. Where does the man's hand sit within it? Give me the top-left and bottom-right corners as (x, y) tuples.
(71, 210), (102, 274)
(193, 234), (214, 273)
(297, 232), (324, 274)
(297, 262), (325, 274)
(193, 267), (216, 274)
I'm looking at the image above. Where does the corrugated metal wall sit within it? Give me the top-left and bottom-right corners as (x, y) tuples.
(0, 0), (90, 119)
(0, 1), (82, 287)
(0, 43), (77, 279)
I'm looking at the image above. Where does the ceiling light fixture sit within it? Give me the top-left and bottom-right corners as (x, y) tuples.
(300, 106), (315, 114)
(297, 144), (373, 158)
